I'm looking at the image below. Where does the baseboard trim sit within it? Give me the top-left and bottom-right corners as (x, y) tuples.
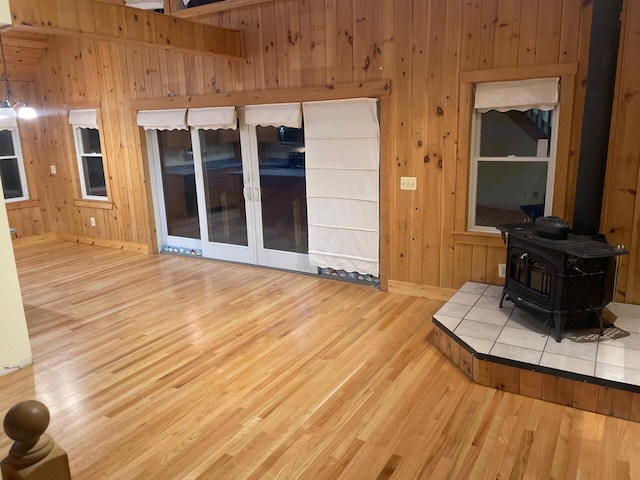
(11, 232), (58, 246)
(57, 233), (150, 254)
(388, 280), (456, 302)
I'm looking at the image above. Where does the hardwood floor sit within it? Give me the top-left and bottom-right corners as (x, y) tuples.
(1, 240), (639, 479)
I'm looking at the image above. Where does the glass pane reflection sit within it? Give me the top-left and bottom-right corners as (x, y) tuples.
(480, 109), (552, 157)
(158, 130), (200, 239)
(199, 129), (248, 246)
(475, 160), (548, 227)
(256, 125), (308, 253)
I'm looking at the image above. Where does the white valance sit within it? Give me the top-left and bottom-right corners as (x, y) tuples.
(245, 103), (302, 128)
(302, 98), (380, 277)
(0, 116), (17, 130)
(68, 109), (98, 129)
(124, 0), (163, 9)
(136, 109), (187, 131)
(474, 77), (559, 113)
(187, 107), (237, 130)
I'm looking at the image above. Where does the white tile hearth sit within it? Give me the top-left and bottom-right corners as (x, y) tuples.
(433, 281), (640, 388)
(491, 343), (543, 364)
(458, 335), (494, 354)
(448, 291), (482, 306)
(483, 285), (504, 297)
(543, 338), (598, 362)
(496, 326), (549, 351)
(458, 282), (488, 295)
(540, 352), (595, 376)
(465, 306), (512, 326)
(454, 320), (503, 342)
(595, 363), (640, 385)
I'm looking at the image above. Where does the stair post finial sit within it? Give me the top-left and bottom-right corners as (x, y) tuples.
(1, 400), (71, 480)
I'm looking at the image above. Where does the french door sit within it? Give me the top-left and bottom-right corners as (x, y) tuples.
(148, 111), (316, 273)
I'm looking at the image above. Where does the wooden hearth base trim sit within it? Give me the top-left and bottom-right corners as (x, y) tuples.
(432, 321), (640, 423)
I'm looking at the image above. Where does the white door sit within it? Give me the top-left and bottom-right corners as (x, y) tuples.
(148, 118), (316, 273)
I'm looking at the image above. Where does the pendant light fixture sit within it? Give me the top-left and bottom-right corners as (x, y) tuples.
(0, 34), (37, 120)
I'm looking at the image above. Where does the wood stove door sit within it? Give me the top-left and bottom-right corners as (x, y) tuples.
(506, 246), (556, 311)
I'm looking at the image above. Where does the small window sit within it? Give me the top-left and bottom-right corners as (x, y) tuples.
(0, 128), (29, 202)
(469, 78), (559, 232)
(69, 109), (108, 200)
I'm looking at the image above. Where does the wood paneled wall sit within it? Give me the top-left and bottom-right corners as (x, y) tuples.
(602, 0), (640, 304)
(7, 0), (639, 302)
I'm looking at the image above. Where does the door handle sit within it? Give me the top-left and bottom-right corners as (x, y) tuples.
(243, 186), (252, 201)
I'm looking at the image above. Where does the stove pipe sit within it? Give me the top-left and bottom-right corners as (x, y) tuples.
(572, 0), (623, 235)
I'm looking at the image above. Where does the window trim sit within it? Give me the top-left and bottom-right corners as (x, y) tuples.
(0, 128), (29, 203)
(468, 105), (560, 232)
(457, 64), (578, 235)
(71, 124), (109, 202)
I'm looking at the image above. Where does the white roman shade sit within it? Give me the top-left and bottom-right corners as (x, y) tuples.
(302, 98), (380, 276)
(0, 116), (17, 130)
(474, 77), (559, 112)
(68, 109), (98, 129)
(245, 103), (302, 128)
(136, 109), (187, 131)
(187, 107), (237, 130)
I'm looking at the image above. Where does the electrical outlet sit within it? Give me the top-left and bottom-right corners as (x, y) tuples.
(90, 217), (96, 227)
(498, 263), (506, 278)
(50, 165), (57, 175)
(400, 176), (417, 190)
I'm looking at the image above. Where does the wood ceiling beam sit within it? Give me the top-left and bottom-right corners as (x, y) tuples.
(7, 0), (243, 59)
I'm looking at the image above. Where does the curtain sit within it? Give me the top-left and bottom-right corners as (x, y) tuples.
(474, 77), (559, 112)
(187, 107), (237, 130)
(302, 98), (380, 276)
(68, 109), (98, 129)
(136, 109), (187, 130)
(245, 103), (302, 128)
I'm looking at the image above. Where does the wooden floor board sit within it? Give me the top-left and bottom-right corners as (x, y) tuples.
(1, 240), (640, 479)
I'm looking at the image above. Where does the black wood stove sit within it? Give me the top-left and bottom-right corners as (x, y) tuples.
(494, 0), (627, 343)
(498, 217), (627, 342)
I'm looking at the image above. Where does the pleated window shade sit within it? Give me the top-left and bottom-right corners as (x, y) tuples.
(68, 109), (98, 129)
(474, 77), (559, 112)
(187, 107), (237, 130)
(302, 98), (380, 276)
(245, 103), (302, 128)
(124, 0), (164, 9)
(0, 117), (18, 131)
(136, 109), (187, 130)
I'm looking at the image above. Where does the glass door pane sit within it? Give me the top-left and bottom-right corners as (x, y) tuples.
(255, 125), (308, 254)
(157, 130), (200, 239)
(199, 129), (248, 246)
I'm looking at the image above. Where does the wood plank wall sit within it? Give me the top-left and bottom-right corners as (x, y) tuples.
(6, 0), (639, 302)
(601, 0), (640, 304)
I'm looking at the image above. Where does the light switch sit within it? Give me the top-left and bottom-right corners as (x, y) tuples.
(50, 165), (57, 175)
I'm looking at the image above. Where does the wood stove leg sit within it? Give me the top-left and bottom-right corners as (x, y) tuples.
(552, 314), (564, 343)
(597, 311), (604, 336)
(499, 290), (508, 308)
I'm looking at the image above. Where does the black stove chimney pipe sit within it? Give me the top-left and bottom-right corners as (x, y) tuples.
(572, 0), (623, 235)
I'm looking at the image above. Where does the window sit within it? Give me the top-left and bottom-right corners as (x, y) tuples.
(469, 78), (559, 232)
(0, 125), (29, 202)
(69, 109), (108, 200)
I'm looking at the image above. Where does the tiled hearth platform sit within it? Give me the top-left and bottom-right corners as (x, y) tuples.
(432, 282), (640, 422)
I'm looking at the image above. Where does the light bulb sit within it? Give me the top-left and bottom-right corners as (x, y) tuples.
(17, 106), (37, 119)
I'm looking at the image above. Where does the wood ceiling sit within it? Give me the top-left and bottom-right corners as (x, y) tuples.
(0, 31), (50, 82)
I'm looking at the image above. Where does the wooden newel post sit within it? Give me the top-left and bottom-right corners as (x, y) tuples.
(1, 400), (71, 480)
